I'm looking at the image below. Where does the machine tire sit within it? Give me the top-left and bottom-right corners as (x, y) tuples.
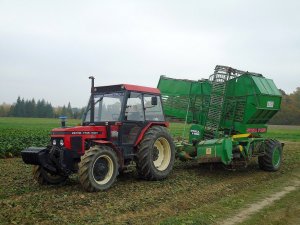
(136, 126), (175, 180)
(258, 139), (283, 171)
(78, 146), (119, 192)
(33, 165), (68, 185)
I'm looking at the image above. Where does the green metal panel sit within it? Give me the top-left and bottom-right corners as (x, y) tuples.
(252, 76), (281, 96)
(189, 124), (205, 143)
(223, 73), (282, 134)
(157, 66), (282, 136)
(197, 138), (232, 165)
(158, 75), (211, 124)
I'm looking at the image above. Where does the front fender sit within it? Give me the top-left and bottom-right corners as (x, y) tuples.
(91, 140), (124, 169)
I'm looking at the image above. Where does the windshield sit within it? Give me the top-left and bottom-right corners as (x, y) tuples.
(84, 92), (124, 122)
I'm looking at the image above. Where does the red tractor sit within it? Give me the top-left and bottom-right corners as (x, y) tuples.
(21, 77), (175, 191)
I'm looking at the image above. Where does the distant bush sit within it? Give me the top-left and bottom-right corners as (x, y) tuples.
(269, 88), (300, 125)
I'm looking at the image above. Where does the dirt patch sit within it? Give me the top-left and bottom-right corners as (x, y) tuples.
(221, 180), (300, 225)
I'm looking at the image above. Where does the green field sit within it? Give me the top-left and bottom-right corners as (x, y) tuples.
(0, 117), (80, 158)
(0, 117), (82, 128)
(1, 117), (299, 158)
(0, 117), (300, 224)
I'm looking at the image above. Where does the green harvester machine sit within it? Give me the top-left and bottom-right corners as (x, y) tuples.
(158, 65), (283, 170)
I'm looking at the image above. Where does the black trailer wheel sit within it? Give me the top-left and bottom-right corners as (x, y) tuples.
(33, 165), (68, 185)
(258, 139), (283, 171)
(136, 126), (175, 180)
(78, 146), (119, 192)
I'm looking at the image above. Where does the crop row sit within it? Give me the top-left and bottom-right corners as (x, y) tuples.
(0, 128), (50, 158)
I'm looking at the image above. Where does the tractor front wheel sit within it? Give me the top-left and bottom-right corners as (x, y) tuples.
(33, 165), (68, 185)
(136, 126), (175, 180)
(78, 146), (119, 192)
(258, 139), (283, 171)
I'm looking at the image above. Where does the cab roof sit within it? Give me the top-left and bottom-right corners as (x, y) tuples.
(93, 84), (160, 94)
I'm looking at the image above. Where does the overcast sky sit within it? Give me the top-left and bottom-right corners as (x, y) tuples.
(1, 0), (299, 107)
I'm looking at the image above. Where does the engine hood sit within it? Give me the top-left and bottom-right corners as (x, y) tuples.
(51, 125), (108, 150)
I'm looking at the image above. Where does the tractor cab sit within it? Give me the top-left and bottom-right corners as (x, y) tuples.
(82, 82), (167, 147)
(83, 84), (165, 125)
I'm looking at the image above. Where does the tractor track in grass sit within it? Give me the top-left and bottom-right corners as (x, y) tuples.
(221, 179), (300, 225)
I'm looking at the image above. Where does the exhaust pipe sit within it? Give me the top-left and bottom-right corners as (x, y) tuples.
(89, 76), (95, 123)
(89, 76), (95, 91)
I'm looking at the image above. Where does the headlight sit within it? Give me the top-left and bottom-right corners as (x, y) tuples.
(52, 139), (57, 145)
(59, 139), (64, 146)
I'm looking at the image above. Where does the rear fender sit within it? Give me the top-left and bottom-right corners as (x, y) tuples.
(134, 122), (169, 146)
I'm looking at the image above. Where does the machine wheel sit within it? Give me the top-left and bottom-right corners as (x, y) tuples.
(258, 139), (283, 171)
(33, 165), (68, 185)
(136, 126), (175, 180)
(78, 146), (119, 192)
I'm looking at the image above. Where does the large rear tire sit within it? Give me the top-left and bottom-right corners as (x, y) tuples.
(78, 146), (119, 192)
(33, 165), (68, 185)
(258, 139), (283, 171)
(136, 126), (175, 180)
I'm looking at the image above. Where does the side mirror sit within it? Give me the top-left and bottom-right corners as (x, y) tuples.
(151, 96), (158, 106)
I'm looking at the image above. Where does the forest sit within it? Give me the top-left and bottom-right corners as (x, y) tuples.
(0, 97), (84, 119)
(270, 87), (300, 125)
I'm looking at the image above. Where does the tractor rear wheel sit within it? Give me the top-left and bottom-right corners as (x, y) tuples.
(33, 165), (68, 185)
(258, 139), (283, 171)
(78, 146), (119, 192)
(136, 126), (175, 180)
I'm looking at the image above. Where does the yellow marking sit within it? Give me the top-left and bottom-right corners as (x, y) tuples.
(232, 133), (251, 139)
(239, 145), (243, 152)
(206, 148), (212, 155)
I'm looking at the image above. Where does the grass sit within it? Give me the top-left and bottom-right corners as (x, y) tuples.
(241, 188), (300, 225)
(263, 125), (300, 142)
(0, 118), (300, 224)
(0, 117), (80, 129)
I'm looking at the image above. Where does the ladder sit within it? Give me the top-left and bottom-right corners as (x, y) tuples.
(204, 66), (238, 139)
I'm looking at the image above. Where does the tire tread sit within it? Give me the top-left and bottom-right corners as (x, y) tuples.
(136, 126), (175, 181)
(258, 139), (282, 172)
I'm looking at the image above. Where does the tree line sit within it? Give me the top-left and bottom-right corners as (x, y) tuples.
(269, 87), (300, 125)
(0, 87), (299, 124)
(0, 97), (85, 119)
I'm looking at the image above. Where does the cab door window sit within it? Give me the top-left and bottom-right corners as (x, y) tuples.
(125, 92), (144, 121)
(143, 95), (164, 121)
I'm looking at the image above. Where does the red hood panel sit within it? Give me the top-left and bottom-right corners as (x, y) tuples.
(51, 126), (107, 150)
(52, 126), (106, 135)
